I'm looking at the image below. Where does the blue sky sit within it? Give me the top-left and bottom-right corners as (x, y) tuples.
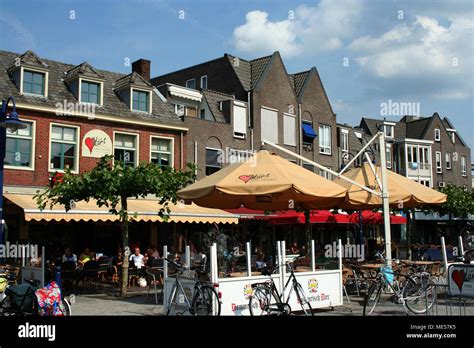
(1, 0), (473, 159)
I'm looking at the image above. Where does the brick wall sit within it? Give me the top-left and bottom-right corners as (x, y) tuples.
(4, 109), (186, 188)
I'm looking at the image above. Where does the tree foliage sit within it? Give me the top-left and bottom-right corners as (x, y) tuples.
(424, 184), (474, 219)
(35, 155), (196, 295)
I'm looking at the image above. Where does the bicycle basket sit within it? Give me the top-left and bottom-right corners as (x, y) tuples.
(381, 266), (395, 284)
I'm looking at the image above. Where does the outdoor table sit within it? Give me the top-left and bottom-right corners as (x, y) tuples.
(295, 266), (311, 272)
(401, 260), (435, 266)
(315, 262), (330, 270)
(228, 271), (262, 277)
(360, 263), (384, 269)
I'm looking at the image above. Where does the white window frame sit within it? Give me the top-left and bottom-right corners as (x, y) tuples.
(20, 67), (49, 97)
(435, 151), (442, 173)
(233, 101), (247, 139)
(434, 128), (441, 142)
(445, 152), (451, 170)
(319, 124), (331, 155)
(205, 147), (222, 175)
(130, 87), (152, 114)
(149, 135), (174, 168)
(341, 129), (349, 154)
(79, 77), (104, 106)
(383, 123), (395, 138)
(260, 106), (279, 144)
(5, 118), (36, 171)
(461, 156), (467, 177)
(283, 113), (296, 146)
(48, 123), (80, 174)
(319, 166), (332, 180)
(113, 131), (139, 167)
(186, 78), (196, 89)
(386, 144), (392, 169)
(451, 132), (455, 144)
(200, 75), (208, 90)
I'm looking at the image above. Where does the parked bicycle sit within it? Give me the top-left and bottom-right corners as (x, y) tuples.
(248, 260), (313, 316)
(363, 252), (435, 316)
(164, 258), (221, 316)
(0, 278), (71, 316)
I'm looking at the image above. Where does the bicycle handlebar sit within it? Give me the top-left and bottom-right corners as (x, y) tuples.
(164, 257), (184, 269)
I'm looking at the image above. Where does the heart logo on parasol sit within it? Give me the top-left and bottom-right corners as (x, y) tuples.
(239, 175), (252, 184)
(451, 269), (465, 291)
(85, 137), (95, 153)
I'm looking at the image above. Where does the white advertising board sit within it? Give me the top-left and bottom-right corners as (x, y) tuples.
(447, 263), (474, 298)
(283, 270), (342, 310)
(218, 275), (282, 316)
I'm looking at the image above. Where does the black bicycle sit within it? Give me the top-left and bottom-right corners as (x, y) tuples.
(248, 261), (313, 316)
(164, 258), (221, 316)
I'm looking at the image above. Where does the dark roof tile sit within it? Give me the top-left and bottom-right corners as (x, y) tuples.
(0, 50), (183, 127)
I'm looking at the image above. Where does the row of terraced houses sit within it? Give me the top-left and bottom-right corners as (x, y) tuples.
(1, 49), (471, 247)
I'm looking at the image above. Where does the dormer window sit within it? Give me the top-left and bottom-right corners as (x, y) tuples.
(186, 78), (196, 89)
(132, 89), (150, 112)
(65, 62), (104, 106)
(22, 69), (46, 96)
(383, 123), (395, 138)
(9, 51), (49, 97)
(80, 80), (101, 105)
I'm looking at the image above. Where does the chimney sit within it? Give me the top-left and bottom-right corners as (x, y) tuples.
(132, 59), (151, 81)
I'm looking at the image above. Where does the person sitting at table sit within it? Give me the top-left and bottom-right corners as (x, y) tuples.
(255, 247), (267, 270)
(78, 248), (92, 266)
(150, 245), (160, 259)
(289, 242), (300, 254)
(193, 246), (207, 270)
(130, 247), (146, 269)
(62, 248), (77, 264)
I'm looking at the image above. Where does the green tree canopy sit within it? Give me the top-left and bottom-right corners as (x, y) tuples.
(425, 184), (474, 219)
(35, 155), (196, 295)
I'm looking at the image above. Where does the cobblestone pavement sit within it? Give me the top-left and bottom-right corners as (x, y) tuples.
(70, 291), (474, 316)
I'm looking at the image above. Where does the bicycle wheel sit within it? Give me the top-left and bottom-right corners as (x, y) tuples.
(60, 299), (72, 316)
(191, 284), (221, 316)
(363, 281), (382, 316)
(249, 286), (273, 316)
(166, 285), (178, 316)
(403, 276), (435, 314)
(295, 283), (313, 316)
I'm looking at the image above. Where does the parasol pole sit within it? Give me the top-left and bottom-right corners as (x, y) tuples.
(378, 132), (392, 266)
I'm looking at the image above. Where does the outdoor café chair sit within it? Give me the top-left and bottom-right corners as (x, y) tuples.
(80, 260), (99, 291)
(128, 264), (139, 287)
(145, 268), (163, 305)
(61, 261), (78, 292)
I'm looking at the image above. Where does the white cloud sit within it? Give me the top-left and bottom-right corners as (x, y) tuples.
(349, 15), (473, 99)
(232, 0), (364, 58)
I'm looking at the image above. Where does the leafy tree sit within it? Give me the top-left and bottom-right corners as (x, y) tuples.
(35, 155), (196, 296)
(425, 184), (474, 219)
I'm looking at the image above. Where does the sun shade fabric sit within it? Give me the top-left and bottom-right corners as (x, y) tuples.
(302, 123), (317, 139)
(4, 194), (239, 224)
(270, 210), (351, 225)
(177, 150), (347, 210)
(332, 163), (447, 210)
(349, 211), (406, 225)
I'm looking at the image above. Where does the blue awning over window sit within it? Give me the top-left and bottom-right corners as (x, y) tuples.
(302, 123), (317, 139)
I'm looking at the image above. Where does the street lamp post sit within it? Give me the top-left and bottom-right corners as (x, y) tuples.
(0, 96), (27, 249)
